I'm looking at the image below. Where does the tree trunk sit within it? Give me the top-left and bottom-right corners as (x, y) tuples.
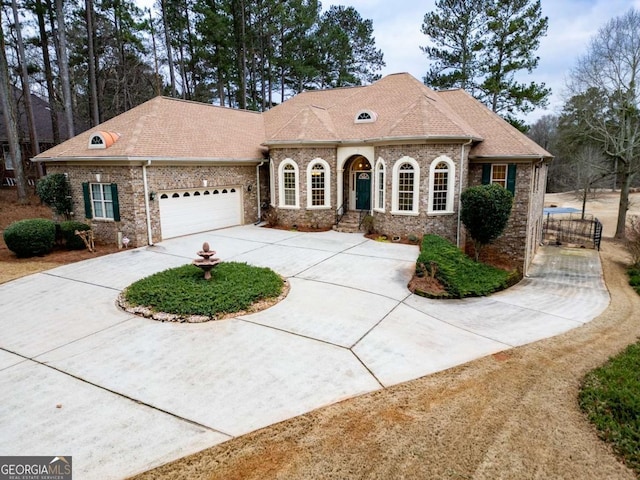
(614, 167), (634, 239)
(160, 0), (176, 97)
(56, 0), (75, 138)
(11, 0), (42, 178)
(35, 0), (60, 144)
(85, 0), (100, 126)
(0, 25), (28, 203)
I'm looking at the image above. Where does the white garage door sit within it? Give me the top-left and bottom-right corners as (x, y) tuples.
(159, 187), (242, 239)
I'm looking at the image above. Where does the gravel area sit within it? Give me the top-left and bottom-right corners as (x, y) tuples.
(131, 240), (638, 480)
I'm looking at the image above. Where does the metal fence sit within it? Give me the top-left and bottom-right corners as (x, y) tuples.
(543, 212), (603, 250)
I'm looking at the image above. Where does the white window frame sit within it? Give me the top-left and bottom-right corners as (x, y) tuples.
(491, 164), (508, 188)
(90, 183), (115, 220)
(391, 156), (420, 215)
(306, 158), (331, 209)
(278, 159), (299, 208)
(428, 156), (456, 215)
(374, 158), (386, 212)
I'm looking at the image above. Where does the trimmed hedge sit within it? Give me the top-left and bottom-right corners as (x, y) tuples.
(3, 218), (56, 258)
(59, 221), (91, 250)
(417, 234), (516, 298)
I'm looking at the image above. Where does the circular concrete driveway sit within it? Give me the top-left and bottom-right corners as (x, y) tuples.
(0, 226), (610, 479)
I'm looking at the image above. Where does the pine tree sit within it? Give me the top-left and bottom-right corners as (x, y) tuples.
(480, 0), (550, 121)
(421, 0), (550, 124)
(421, 0), (485, 94)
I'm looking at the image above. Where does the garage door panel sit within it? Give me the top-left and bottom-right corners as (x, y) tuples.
(159, 188), (242, 239)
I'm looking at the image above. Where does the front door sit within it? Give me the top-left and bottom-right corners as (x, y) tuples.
(356, 172), (371, 210)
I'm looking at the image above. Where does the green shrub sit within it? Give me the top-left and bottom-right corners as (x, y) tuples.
(59, 221), (91, 250)
(461, 184), (513, 261)
(36, 173), (73, 219)
(579, 342), (640, 474)
(124, 262), (283, 317)
(3, 218), (56, 257)
(417, 234), (514, 298)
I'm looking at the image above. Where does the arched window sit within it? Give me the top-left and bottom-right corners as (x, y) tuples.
(354, 110), (377, 123)
(428, 156), (455, 214)
(306, 158), (331, 208)
(374, 158), (386, 212)
(278, 159), (299, 208)
(392, 157), (420, 214)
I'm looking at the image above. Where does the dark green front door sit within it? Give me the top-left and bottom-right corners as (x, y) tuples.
(356, 172), (371, 210)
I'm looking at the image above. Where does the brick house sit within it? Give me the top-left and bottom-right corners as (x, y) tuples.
(34, 73), (551, 274)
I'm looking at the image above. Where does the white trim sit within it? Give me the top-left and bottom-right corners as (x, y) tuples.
(278, 159), (299, 208)
(391, 156), (420, 215)
(88, 133), (107, 149)
(306, 158), (331, 208)
(491, 163), (508, 187)
(373, 157), (386, 212)
(90, 183), (115, 220)
(428, 155), (456, 215)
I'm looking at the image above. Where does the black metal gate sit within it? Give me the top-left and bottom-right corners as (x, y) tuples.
(543, 213), (603, 250)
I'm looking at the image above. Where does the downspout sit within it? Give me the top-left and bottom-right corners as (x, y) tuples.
(456, 138), (473, 248)
(255, 161), (265, 224)
(142, 160), (153, 246)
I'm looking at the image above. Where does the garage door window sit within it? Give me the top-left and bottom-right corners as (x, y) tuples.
(82, 182), (120, 221)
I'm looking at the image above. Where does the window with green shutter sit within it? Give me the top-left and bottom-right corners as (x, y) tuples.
(82, 182), (120, 221)
(481, 163), (516, 195)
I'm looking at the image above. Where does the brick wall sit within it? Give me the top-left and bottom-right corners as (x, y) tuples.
(270, 143), (470, 241)
(47, 162), (260, 247)
(270, 147), (338, 228)
(467, 161), (539, 272)
(372, 144), (466, 243)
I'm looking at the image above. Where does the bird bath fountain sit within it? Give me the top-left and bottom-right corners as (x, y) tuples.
(193, 242), (221, 280)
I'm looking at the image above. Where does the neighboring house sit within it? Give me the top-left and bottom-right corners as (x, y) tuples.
(1, 88), (68, 186)
(34, 73), (551, 274)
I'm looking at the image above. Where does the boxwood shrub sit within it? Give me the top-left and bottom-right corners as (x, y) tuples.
(3, 218), (56, 257)
(59, 221), (91, 250)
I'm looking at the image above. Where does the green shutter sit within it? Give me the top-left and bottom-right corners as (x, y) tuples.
(507, 164), (517, 195)
(110, 183), (121, 221)
(481, 164), (491, 185)
(82, 182), (93, 219)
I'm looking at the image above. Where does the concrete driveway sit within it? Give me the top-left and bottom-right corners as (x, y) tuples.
(0, 226), (609, 479)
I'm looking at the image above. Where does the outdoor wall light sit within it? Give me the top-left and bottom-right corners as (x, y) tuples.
(149, 191), (157, 201)
(247, 184), (253, 192)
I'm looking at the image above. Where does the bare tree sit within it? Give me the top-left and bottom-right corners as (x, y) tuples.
(568, 8), (640, 239)
(86, 0), (100, 126)
(56, 0), (75, 138)
(0, 24), (28, 203)
(11, 0), (41, 178)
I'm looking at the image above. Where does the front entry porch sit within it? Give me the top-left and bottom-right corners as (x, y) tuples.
(335, 154), (372, 233)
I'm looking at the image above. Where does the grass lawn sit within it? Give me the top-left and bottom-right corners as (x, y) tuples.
(124, 262), (283, 318)
(579, 341), (640, 475)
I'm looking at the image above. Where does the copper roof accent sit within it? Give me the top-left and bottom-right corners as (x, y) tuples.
(35, 73), (551, 163)
(437, 88), (552, 159)
(35, 96), (266, 162)
(89, 131), (120, 148)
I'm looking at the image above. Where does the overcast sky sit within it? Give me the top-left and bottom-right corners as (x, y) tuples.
(327, 0), (640, 125)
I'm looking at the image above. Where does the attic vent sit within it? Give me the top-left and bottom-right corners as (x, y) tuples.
(355, 110), (377, 124)
(88, 131), (120, 149)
